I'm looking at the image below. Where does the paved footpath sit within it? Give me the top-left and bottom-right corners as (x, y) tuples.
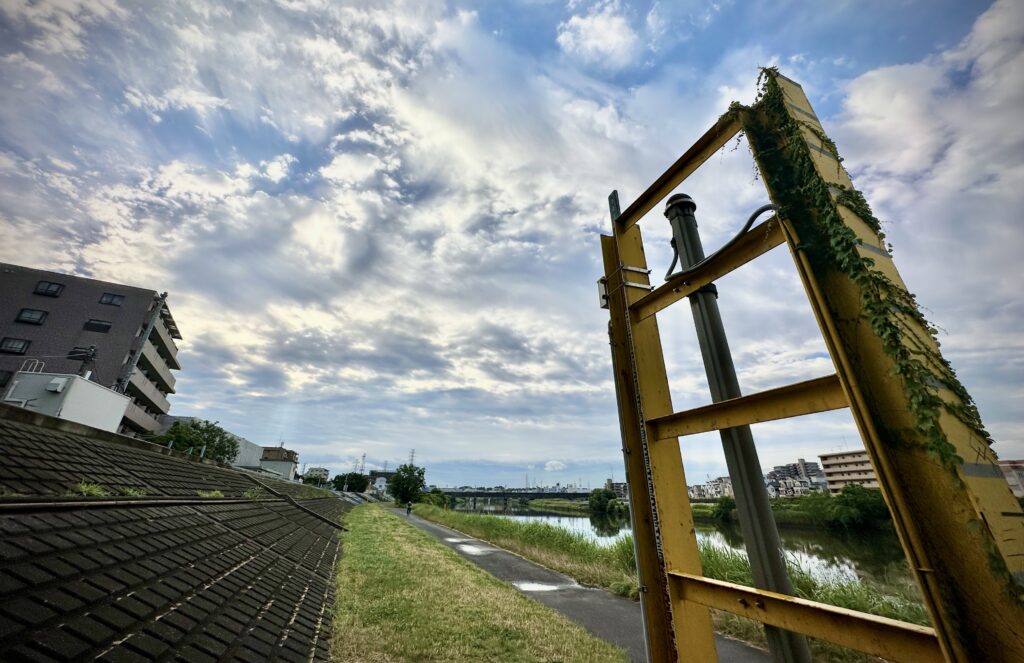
(391, 508), (768, 663)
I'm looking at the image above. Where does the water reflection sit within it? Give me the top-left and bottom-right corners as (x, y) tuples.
(454, 503), (913, 590)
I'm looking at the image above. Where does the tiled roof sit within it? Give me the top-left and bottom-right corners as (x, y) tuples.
(0, 408), (350, 661)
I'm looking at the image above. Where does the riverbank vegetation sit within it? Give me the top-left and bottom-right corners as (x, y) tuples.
(414, 504), (929, 662)
(527, 498), (590, 515)
(333, 505), (627, 662)
(700, 485), (895, 531)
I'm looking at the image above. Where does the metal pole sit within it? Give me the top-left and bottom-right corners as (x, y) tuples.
(665, 193), (811, 663)
(115, 292), (168, 393)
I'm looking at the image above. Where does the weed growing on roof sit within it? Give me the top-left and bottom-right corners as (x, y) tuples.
(196, 489), (224, 498)
(68, 482), (108, 497)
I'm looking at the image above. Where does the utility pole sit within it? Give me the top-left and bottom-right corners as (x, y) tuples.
(115, 292), (167, 393)
(665, 193), (811, 663)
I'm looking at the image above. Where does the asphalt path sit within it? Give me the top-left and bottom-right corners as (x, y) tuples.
(391, 508), (769, 663)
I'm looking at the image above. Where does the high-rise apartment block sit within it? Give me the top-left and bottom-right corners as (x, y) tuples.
(766, 457), (824, 482)
(0, 263), (182, 435)
(818, 449), (880, 494)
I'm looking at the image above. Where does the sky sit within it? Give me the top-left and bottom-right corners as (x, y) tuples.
(0, 0), (1020, 489)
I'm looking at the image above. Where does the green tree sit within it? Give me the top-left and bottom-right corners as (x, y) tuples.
(153, 420), (239, 464)
(711, 496), (736, 523)
(420, 487), (450, 508)
(828, 484), (889, 529)
(389, 464), (425, 504)
(332, 472), (369, 492)
(588, 488), (616, 515)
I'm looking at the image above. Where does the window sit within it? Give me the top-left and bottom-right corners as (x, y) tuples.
(83, 319), (112, 333)
(15, 308), (48, 325)
(68, 346), (92, 360)
(34, 280), (64, 297)
(0, 338), (30, 354)
(99, 293), (125, 306)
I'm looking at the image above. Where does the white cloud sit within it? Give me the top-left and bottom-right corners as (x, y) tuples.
(260, 154), (296, 183)
(544, 460), (567, 472)
(557, 1), (640, 70)
(319, 152), (385, 185)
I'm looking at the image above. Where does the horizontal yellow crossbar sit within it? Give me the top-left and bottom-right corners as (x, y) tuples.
(630, 219), (784, 321)
(669, 572), (942, 662)
(615, 116), (742, 233)
(647, 374), (847, 439)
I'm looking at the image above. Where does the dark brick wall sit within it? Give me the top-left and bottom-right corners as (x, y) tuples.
(0, 263), (157, 388)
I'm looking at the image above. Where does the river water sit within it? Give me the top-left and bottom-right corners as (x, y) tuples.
(456, 506), (916, 590)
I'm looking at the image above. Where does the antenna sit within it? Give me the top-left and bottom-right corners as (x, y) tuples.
(383, 460), (388, 473)
(359, 453), (366, 474)
(409, 449), (416, 465)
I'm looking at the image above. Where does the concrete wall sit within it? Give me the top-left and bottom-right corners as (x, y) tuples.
(2, 372), (129, 432)
(261, 460), (297, 481)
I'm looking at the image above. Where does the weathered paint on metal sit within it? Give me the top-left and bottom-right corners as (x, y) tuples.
(647, 374), (847, 440)
(670, 573), (943, 663)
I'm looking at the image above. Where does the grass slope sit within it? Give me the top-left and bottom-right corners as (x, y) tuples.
(332, 504), (627, 663)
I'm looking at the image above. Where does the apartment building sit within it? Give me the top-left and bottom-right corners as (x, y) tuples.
(0, 263), (182, 435)
(766, 457), (824, 482)
(818, 449), (880, 494)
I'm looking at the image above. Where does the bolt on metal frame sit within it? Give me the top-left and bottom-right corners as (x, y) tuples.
(600, 72), (1024, 662)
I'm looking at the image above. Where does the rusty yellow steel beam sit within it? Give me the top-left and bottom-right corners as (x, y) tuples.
(606, 200), (719, 660)
(669, 573), (943, 663)
(615, 116), (741, 233)
(745, 73), (1024, 661)
(601, 232), (678, 661)
(647, 374), (847, 440)
(630, 219), (784, 322)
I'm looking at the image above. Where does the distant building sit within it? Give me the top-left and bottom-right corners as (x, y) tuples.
(689, 478), (733, 500)
(819, 449), (879, 494)
(368, 469), (397, 496)
(0, 263), (182, 435)
(604, 479), (627, 497)
(766, 458), (823, 483)
(262, 447), (299, 480)
(999, 460), (1024, 498)
(305, 467), (330, 483)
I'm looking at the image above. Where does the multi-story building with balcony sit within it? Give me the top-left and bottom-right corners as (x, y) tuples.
(818, 449), (880, 494)
(766, 458), (824, 483)
(0, 263), (182, 435)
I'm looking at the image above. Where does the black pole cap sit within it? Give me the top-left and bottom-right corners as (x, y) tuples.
(665, 193), (696, 216)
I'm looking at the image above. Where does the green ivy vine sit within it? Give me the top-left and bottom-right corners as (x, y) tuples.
(733, 67), (992, 472)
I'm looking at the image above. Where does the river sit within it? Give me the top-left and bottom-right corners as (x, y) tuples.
(455, 505), (916, 591)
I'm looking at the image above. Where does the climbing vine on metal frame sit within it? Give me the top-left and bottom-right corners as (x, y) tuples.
(725, 68), (992, 471)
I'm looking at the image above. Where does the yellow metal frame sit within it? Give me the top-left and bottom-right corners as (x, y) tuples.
(601, 72), (1024, 662)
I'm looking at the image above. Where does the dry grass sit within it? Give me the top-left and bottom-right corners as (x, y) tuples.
(332, 504), (627, 662)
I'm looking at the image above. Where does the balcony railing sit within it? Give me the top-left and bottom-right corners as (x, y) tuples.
(129, 370), (170, 414)
(122, 401), (160, 434)
(140, 340), (176, 393)
(149, 320), (181, 370)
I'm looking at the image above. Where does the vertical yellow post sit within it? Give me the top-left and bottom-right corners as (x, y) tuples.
(602, 192), (717, 661)
(743, 71), (1024, 662)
